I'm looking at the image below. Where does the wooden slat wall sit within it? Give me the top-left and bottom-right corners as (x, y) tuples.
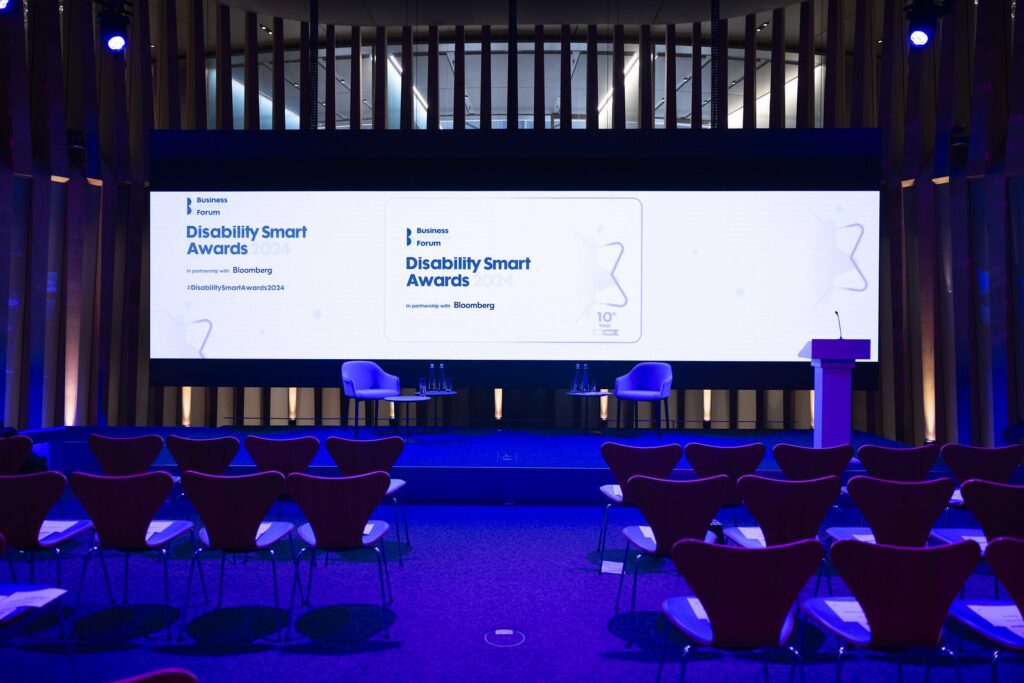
(1, 2), (1021, 445)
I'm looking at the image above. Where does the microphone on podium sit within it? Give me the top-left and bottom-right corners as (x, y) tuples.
(834, 310), (844, 339)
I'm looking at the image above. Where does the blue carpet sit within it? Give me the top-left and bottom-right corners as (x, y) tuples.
(1, 497), (1013, 682)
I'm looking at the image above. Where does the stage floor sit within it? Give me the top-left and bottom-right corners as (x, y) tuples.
(27, 425), (907, 503)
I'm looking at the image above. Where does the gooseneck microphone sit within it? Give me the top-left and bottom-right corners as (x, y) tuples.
(834, 310), (844, 339)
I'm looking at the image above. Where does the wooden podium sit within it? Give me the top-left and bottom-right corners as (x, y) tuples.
(799, 339), (871, 448)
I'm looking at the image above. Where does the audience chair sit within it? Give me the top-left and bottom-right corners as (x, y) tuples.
(178, 471), (294, 642)
(684, 443), (767, 513)
(166, 435), (240, 475)
(826, 476), (954, 547)
(112, 669), (199, 683)
(660, 538), (823, 682)
(856, 443), (939, 482)
(932, 481), (1024, 559)
(773, 444), (853, 481)
(613, 362), (672, 435)
(941, 444), (1022, 509)
(0, 435), (34, 475)
(0, 472), (92, 586)
(286, 472), (394, 639)
(89, 434), (164, 476)
(245, 435), (319, 518)
(949, 537), (1024, 681)
(342, 361), (401, 437)
(615, 474), (730, 647)
(596, 442), (682, 573)
(326, 436), (410, 555)
(70, 472), (195, 639)
(802, 540), (979, 681)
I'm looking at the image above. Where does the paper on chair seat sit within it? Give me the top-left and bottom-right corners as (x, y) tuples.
(968, 605), (1024, 638)
(964, 535), (988, 552)
(610, 485), (622, 498)
(146, 521), (173, 541)
(38, 521), (76, 541)
(739, 527), (766, 546)
(601, 560), (624, 575)
(363, 523), (373, 535)
(950, 489), (964, 504)
(255, 522), (272, 541)
(639, 526), (655, 541)
(0, 588), (67, 609)
(853, 534), (876, 543)
(825, 600), (869, 629)
(688, 597), (709, 621)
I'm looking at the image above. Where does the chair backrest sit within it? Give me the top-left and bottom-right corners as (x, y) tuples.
(614, 362), (673, 397)
(685, 443), (767, 504)
(166, 435), (240, 475)
(671, 539), (823, 649)
(0, 435), (34, 475)
(985, 538), (1024, 611)
(856, 443), (939, 482)
(244, 435), (319, 476)
(341, 360), (398, 395)
(941, 443), (1021, 485)
(831, 540), (979, 649)
(0, 472), (67, 548)
(600, 442), (682, 505)
(181, 471), (285, 551)
(847, 476), (954, 546)
(89, 434), (164, 476)
(627, 475), (730, 555)
(112, 668), (199, 683)
(70, 472), (173, 550)
(773, 443), (853, 481)
(960, 480), (1024, 540)
(738, 475), (840, 546)
(325, 436), (405, 475)
(287, 472), (390, 549)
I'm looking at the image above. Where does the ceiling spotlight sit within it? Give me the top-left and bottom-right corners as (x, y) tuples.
(905, 0), (945, 48)
(97, 1), (131, 53)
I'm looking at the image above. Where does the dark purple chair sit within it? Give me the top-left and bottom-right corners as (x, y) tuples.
(178, 471), (294, 641)
(930, 481), (1024, 561)
(326, 436), (410, 554)
(286, 472), (393, 639)
(802, 540), (980, 680)
(773, 444), (854, 481)
(88, 434), (164, 476)
(0, 435), (34, 475)
(684, 442), (767, 507)
(856, 443), (939, 482)
(0, 472), (92, 586)
(949, 538), (1024, 680)
(166, 435), (240, 475)
(726, 475), (839, 547)
(596, 442), (682, 573)
(941, 444), (1022, 486)
(615, 474), (730, 646)
(70, 472), (194, 639)
(826, 476), (954, 547)
(342, 360), (401, 436)
(613, 362), (672, 435)
(660, 539), (823, 680)
(112, 669), (199, 683)
(244, 435), (319, 476)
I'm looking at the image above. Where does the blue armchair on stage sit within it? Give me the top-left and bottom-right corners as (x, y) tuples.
(341, 361), (400, 436)
(614, 362), (672, 436)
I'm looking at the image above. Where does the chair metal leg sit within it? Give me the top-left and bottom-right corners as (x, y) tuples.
(55, 546), (63, 587)
(392, 496), (403, 567)
(96, 548), (115, 604)
(616, 399), (622, 429)
(188, 528), (209, 604)
(161, 548), (172, 640)
(178, 548), (201, 642)
(679, 643), (691, 683)
(74, 546), (96, 636)
(373, 546), (390, 639)
(597, 503), (611, 573)
(991, 649), (1001, 683)
(306, 548), (316, 605)
(787, 645), (803, 683)
(836, 644), (846, 683)
(615, 539), (633, 612)
(627, 550), (644, 647)
(354, 400), (360, 437)
(402, 498), (411, 546)
(217, 552), (227, 608)
(287, 546), (308, 641)
(379, 539), (394, 604)
(268, 548), (282, 642)
(655, 400), (662, 437)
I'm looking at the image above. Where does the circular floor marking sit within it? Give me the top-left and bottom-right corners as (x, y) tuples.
(484, 628), (526, 648)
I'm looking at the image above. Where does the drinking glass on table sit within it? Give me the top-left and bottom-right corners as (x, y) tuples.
(418, 378), (427, 396)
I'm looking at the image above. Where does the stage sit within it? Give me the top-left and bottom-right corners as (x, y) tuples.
(27, 426), (907, 503)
